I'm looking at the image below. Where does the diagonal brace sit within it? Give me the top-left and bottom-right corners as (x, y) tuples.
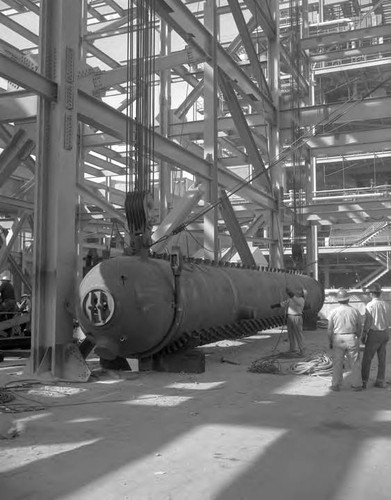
(219, 189), (256, 267)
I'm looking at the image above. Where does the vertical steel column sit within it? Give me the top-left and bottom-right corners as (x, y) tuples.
(305, 14), (319, 281)
(301, 0), (309, 39)
(306, 156), (319, 280)
(319, 0), (324, 23)
(76, 0), (89, 284)
(268, 1), (284, 268)
(306, 222), (319, 280)
(203, 0), (219, 261)
(31, 0), (87, 379)
(159, 20), (172, 221)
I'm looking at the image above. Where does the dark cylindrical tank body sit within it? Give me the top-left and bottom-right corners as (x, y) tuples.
(76, 255), (324, 359)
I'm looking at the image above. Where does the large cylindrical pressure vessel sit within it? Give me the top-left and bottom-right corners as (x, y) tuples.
(76, 255), (324, 359)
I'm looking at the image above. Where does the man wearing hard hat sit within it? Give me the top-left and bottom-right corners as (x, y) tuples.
(327, 287), (363, 392)
(361, 282), (390, 389)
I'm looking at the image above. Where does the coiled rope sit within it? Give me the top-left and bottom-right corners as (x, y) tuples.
(290, 352), (333, 376)
(248, 351), (333, 376)
(248, 357), (282, 374)
(0, 389), (15, 405)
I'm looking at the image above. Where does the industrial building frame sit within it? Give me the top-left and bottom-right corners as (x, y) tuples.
(1, 0), (391, 376)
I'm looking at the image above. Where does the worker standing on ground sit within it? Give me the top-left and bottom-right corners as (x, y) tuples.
(361, 282), (390, 389)
(271, 287), (306, 355)
(327, 287), (362, 392)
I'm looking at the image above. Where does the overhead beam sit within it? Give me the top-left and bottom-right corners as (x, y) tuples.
(309, 128), (391, 157)
(85, 153), (125, 176)
(154, 0), (276, 120)
(0, 53), (277, 211)
(77, 182), (127, 226)
(84, 10), (130, 40)
(302, 198), (391, 219)
(81, 47), (207, 92)
(227, 0), (272, 101)
(172, 18), (259, 120)
(227, 15), (258, 55)
(301, 25), (391, 50)
(1, 0), (27, 12)
(0, 53), (56, 99)
(218, 70), (271, 191)
(82, 132), (120, 148)
(245, 0), (276, 40)
(0, 94), (37, 123)
(0, 129), (35, 187)
(311, 142), (391, 158)
(0, 194), (34, 212)
(310, 42), (391, 63)
(78, 91), (277, 211)
(169, 96), (391, 137)
(280, 0), (357, 8)
(314, 57), (391, 75)
(5, 54), (391, 153)
(0, 12), (39, 45)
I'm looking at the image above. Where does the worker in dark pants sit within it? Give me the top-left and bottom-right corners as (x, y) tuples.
(327, 287), (362, 392)
(0, 271), (17, 338)
(272, 287), (306, 355)
(361, 282), (390, 389)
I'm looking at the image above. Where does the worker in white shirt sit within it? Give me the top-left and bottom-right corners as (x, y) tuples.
(271, 287), (306, 355)
(327, 287), (362, 392)
(361, 282), (390, 389)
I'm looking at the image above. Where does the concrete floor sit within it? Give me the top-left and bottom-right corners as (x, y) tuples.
(1, 327), (391, 500)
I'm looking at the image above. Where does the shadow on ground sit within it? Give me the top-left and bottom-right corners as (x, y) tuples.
(1, 327), (391, 500)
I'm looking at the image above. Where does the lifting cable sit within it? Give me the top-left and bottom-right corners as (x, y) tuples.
(149, 76), (391, 250)
(125, 0), (134, 194)
(125, 0), (156, 195)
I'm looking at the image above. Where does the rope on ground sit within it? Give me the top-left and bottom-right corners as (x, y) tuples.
(0, 388), (15, 405)
(248, 354), (282, 374)
(289, 352), (333, 376)
(0, 381), (61, 413)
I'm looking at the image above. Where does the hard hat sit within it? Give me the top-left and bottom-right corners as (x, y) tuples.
(0, 270), (11, 281)
(367, 283), (381, 293)
(336, 287), (349, 302)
